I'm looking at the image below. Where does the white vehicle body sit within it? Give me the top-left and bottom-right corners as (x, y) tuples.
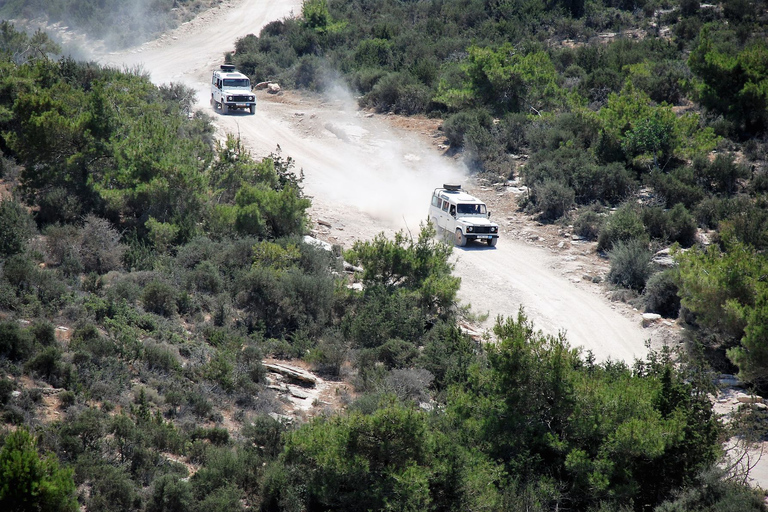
(210, 64), (256, 114)
(429, 184), (499, 247)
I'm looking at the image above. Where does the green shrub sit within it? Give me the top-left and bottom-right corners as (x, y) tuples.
(142, 280), (179, 317)
(644, 269), (681, 318)
(85, 465), (140, 512)
(308, 332), (348, 377)
(532, 179), (575, 222)
(187, 261), (223, 295)
(240, 345), (266, 383)
(0, 199), (34, 258)
(362, 73), (431, 114)
(35, 187), (82, 227)
(43, 224), (82, 273)
(187, 389), (213, 419)
(292, 55), (324, 90)
(608, 239), (652, 291)
(646, 167), (705, 209)
(196, 485), (244, 512)
(0, 378), (15, 405)
(352, 67), (389, 94)
(242, 415), (285, 458)
(342, 287), (425, 349)
(0, 321), (33, 361)
(498, 113), (530, 155)
(146, 474), (193, 512)
(442, 109), (492, 148)
(666, 203), (698, 247)
(71, 323), (116, 360)
(191, 427), (230, 446)
(29, 321), (56, 347)
(1, 253), (37, 293)
(143, 342), (180, 373)
(377, 338), (419, 369)
(78, 216), (125, 274)
(573, 208), (604, 240)
(641, 204), (697, 247)
(59, 390), (76, 409)
(700, 153), (750, 195)
(597, 203), (648, 252)
(106, 278), (142, 304)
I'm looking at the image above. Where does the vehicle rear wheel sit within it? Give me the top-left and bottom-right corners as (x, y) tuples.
(487, 237), (498, 247)
(455, 229), (467, 247)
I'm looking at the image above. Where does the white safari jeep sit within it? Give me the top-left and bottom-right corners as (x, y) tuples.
(210, 64), (256, 115)
(429, 184), (499, 247)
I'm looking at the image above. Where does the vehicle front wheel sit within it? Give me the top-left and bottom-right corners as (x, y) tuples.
(487, 237), (498, 247)
(221, 103), (229, 114)
(249, 105), (256, 115)
(455, 229), (467, 247)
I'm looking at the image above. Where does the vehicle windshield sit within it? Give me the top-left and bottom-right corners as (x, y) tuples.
(457, 203), (486, 215)
(223, 79), (250, 88)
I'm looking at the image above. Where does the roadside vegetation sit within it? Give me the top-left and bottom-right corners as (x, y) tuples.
(0, 2), (767, 511)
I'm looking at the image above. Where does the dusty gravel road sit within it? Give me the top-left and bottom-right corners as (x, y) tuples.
(98, 0), (658, 363)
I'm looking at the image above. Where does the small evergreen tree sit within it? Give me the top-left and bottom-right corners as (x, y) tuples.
(0, 428), (78, 512)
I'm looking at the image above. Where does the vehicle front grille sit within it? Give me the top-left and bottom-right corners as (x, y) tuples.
(230, 95), (252, 102)
(472, 226), (494, 234)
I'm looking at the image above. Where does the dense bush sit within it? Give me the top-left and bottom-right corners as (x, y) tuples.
(644, 269), (681, 318)
(608, 239), (652, 291)
(573, 207), (605, 240)
(0, 320), (33, 361)
(531, 179), (575, 222)
(441, 110), (493, 149)
(641, 204), (698, 247)
(0, 199), (33, 258)
(597, 203), (648, 252)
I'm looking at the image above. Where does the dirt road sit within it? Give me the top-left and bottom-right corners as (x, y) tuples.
(98, 0), (655, 363)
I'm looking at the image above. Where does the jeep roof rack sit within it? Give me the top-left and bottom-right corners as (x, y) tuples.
(220, 64), (236, 72)
(443, 184), (461, 191)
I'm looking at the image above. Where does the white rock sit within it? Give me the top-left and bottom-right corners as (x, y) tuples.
(642, 313), (662, 327)
(303, 235), (332, 252)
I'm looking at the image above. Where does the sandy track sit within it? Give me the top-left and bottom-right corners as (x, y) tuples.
(98, 0), (654, 363)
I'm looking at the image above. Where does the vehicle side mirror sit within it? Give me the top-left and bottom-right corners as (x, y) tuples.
(487, 212), (491, 218)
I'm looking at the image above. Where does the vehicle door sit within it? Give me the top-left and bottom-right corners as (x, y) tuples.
(440, 198), (455, 232)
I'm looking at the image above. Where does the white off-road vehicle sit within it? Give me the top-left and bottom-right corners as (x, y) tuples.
(429, 184), (499, 247)
(210, 64), (256, 115)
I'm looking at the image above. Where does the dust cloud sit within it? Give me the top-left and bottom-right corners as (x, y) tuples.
(299, 79), (468, 236)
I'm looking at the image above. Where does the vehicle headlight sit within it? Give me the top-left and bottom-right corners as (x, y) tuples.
(467, 226), (473, 232)
(249, 96), (254, 101)
(491, 226), (497, 232)
(227, 96), (233, 101)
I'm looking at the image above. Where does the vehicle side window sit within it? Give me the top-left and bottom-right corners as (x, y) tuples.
(441, 200), (449, 212)
(431, 195), (439, 207)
